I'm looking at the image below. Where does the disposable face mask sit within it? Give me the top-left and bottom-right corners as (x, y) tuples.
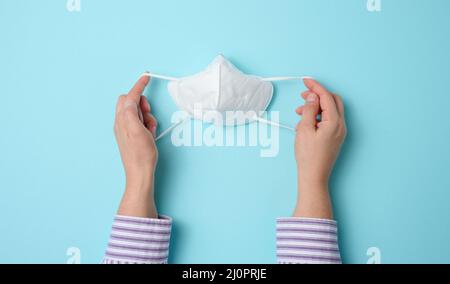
(144, 55), (307, 141)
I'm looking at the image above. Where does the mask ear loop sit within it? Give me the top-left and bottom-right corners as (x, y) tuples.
(254, 116), (296, 132)
(155, 118), (189, 142)
(142, 72), (189, 141)
(261, 76), (312, 82)
(145, 74), (308, 139)
(142, 72), (179, 81)
(256, 76), (311, 131)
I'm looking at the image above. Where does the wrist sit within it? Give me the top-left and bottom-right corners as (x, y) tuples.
(118, 190), (157, 219)
(294, 188), (333, 220)
(125, 180), (153, 195)
(125, 168), (155, 194)
(295, 172), (333, 219)
(124, 180), (155, 205)
(297, 173), (329, 194)
(120, 173), (157, 219)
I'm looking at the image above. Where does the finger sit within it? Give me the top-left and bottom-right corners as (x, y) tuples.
(299, 93), (320, 130)
(301, 90), (313, 101)
(116, 95), (127, 114)
(140, 96), (151, 113)
(115, 95), (127, 133)
(303, 78), (339, 122)
(332, 93), (345, 117)
(303, 90), (345, 119)
(128, 75), (150, 105)
(138, 104), (144, 123)
(143, 112), (158, 137)
(138, 96), (151, 124)
(123, 99), (145, 132)
(299, 91), (317, 115)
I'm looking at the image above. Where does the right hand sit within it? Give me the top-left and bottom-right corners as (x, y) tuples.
(293, 79), (347, 218)
(114, 75), (159, 218)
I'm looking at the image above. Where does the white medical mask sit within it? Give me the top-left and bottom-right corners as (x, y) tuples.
(144, 55), (307, 140)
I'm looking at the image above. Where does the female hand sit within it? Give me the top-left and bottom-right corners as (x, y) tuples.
(294, 79), (347, 219)
(114, 75), (159, 218)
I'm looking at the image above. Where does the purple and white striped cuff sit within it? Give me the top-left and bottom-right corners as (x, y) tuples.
(276, 217), (342, 264)
(103, 215), (172, 264)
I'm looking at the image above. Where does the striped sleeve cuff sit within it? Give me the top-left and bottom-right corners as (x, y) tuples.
(103, 215), (172, 264)
(276, 217), (342, 264)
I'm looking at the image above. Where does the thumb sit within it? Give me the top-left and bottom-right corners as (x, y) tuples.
(300, 93), (320, 130)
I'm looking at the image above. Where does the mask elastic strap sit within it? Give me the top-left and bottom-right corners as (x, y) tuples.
(156, 117), (294, 142)
(143, 72), (179, 81)
(257, 76), (308, 131)
(255, 117), (296, 132)
(261, 76), (312, 82)
(142, 72), (183, 141)
(155, 118), (189, 142)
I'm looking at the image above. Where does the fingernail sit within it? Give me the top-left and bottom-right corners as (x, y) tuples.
(307, 93), (318, 103)
(302, 76), (315, 80)
(151, 126), (157, 137)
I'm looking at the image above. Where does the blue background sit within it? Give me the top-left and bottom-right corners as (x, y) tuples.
(1, 0), (450, 264)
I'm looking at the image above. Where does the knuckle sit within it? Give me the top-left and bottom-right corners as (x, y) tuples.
(117, 95), (126, 103)
(342, 125), (348, 138)
(116, 95), (127, 109)
(329, 120), (340, 129)
(119, 109), (128, 119)
(124, 107), (135, 116)
(336, 123), (347, 139)
(302, 105), (316, 115)
(114, 119), (121, 132)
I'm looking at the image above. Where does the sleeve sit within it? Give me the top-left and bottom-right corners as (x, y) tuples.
(103, 215), (172, 264)
(276, 217), (342, 264)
